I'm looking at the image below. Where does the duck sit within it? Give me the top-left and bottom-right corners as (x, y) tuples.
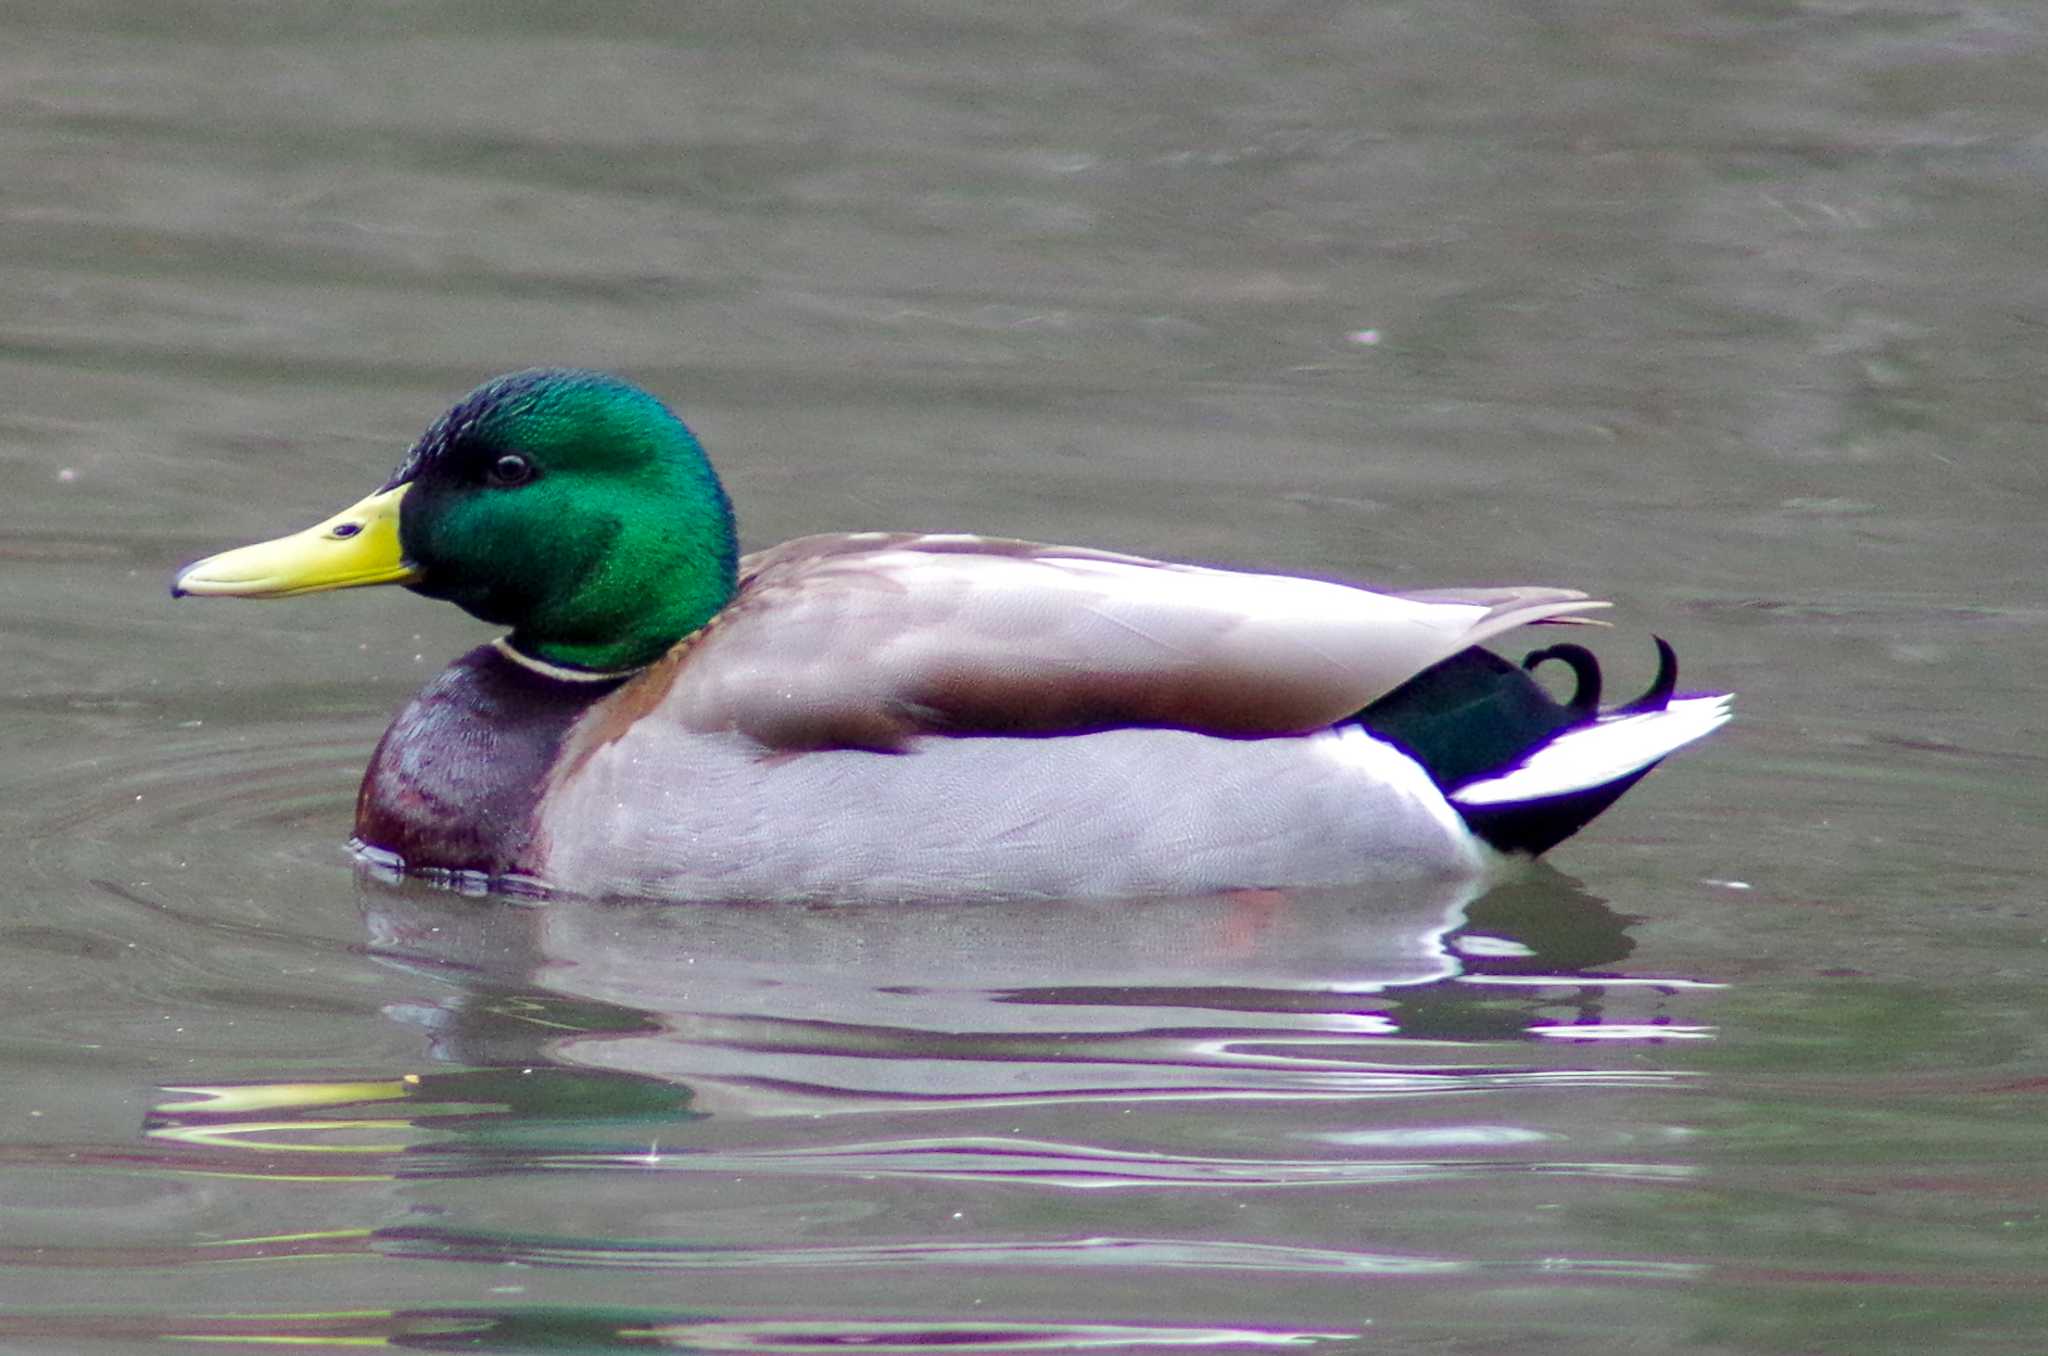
(173, 369), (1732, 902)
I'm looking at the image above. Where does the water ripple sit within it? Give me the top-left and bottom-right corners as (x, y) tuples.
(8, 718), (373, 896)
(0, 1308), (1359, 1351)
(577, 1135), (1699, 1190)
(126, 1073), (1699, 1191)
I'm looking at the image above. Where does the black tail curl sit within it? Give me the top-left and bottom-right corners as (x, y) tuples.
(1521, 642), (1601, 718)
(1615, 635), (1678, 714)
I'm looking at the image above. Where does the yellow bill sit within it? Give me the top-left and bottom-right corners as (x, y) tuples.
(172, 484), (420, 598)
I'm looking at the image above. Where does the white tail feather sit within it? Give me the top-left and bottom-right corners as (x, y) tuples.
(1449, 695), (1733, 807)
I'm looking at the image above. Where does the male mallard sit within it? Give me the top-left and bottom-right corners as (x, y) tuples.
(174, 369), (1731, 901)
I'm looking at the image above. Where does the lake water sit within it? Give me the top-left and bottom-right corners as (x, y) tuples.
(4, 4), (2046, 1352)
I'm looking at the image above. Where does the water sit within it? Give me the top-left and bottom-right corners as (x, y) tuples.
(4, 3), (2047, 1352)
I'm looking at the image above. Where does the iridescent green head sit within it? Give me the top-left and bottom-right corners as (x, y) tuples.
(173, 370), (741, 674)
(391, 370), (738, 670)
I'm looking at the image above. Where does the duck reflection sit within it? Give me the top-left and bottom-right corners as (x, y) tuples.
(149, 869), (1701, 1181)
(349, 869), (1660, 1114)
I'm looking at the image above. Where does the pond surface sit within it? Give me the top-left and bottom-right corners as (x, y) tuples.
(4, 3), (2047, 1353)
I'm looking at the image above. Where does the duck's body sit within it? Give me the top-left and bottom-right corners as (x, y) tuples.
(357, 635), (1481, 901)
(175, 370), (1731, 902)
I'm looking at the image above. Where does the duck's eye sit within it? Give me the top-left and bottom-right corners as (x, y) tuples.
(485, 453), (534, 488)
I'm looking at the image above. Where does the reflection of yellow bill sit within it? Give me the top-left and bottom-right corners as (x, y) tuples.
(148, 1077), (422, 1166)
(147, 1117), (411, 1155)
(173, 484), (418, 598)
(154, 1076), (417, 1115)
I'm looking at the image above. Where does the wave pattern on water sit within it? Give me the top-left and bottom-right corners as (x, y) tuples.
(0, 1308), (1361, 1351)
(8, 718), (374, 894)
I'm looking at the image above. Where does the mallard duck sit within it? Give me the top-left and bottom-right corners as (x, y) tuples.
(173, 369), (1731, 901)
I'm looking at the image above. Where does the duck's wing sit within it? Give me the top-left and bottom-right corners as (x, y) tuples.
(613, 534), (1607, 753)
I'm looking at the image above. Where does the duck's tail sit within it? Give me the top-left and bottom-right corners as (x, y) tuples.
(1358, 638), (1732, 857)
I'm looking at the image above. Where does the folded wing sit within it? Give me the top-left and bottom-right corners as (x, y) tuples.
(617, 534), (1608, 752)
